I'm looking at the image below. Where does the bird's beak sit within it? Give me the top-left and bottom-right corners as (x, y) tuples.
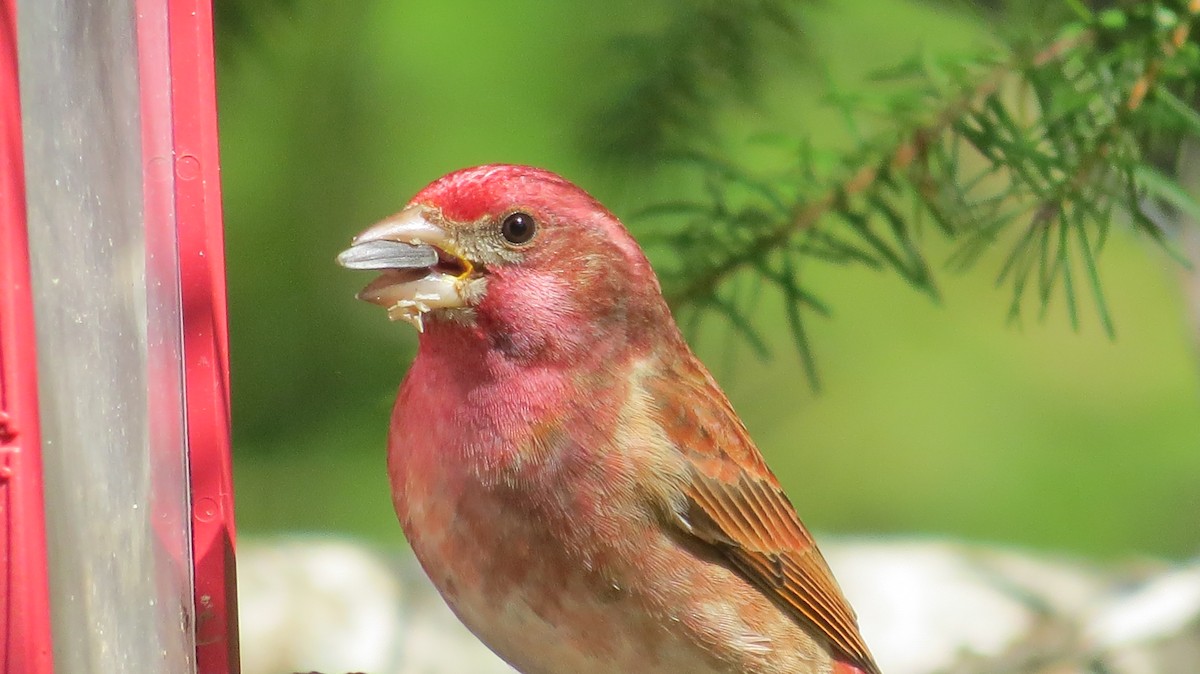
(337, 205), (474, 330)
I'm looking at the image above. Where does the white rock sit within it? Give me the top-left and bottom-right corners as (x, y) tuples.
(237, 536), (1200, 674)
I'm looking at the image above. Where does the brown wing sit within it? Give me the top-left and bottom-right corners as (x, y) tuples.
(646, 355), (881, 674)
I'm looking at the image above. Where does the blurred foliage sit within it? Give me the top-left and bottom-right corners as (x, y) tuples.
(217, 0), (1200, 559)
(583, 0), (811, 166)
(213, 0), (297, 59)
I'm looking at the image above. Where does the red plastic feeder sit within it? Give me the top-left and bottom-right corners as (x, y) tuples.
(1, 0), (239, 671)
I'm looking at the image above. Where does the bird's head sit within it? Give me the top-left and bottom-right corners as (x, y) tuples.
(338, 165), (670, 362)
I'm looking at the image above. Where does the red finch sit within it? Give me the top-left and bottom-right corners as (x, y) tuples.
(338, 165), (881, 674)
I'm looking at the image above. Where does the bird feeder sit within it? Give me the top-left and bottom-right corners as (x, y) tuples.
(1, 0), (238, 671)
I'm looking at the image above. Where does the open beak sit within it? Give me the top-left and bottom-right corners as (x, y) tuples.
(337, 205), (474, 330)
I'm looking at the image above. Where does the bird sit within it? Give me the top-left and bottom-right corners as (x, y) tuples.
(337, 164), (881, 674)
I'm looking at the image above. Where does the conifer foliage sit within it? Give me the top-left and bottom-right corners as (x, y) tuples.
(611, 0), (1200, 386)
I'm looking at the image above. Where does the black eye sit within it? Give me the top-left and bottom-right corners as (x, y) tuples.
(501, 212), (537, 245)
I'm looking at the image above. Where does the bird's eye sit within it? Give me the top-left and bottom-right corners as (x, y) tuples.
(501, 212), (537, 245)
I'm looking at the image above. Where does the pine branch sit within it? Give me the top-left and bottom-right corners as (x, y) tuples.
(667, 30), (1089, 305)
(626, 0), (1200, 385)
(664, 30), (1091, 307)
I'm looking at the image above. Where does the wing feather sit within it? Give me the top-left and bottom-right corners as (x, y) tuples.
(646, 355), (881, 674)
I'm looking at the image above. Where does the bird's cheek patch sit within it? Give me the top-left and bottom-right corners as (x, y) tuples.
(491, 272), (574, 323)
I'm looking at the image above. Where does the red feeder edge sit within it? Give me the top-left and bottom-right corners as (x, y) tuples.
(137, 0), (242, 671)
(0, 0), (56, 671)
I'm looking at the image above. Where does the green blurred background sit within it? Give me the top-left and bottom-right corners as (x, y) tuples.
(218, 0), (1200, 559)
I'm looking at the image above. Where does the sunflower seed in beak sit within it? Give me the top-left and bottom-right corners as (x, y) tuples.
(337, 240), (439, 270)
